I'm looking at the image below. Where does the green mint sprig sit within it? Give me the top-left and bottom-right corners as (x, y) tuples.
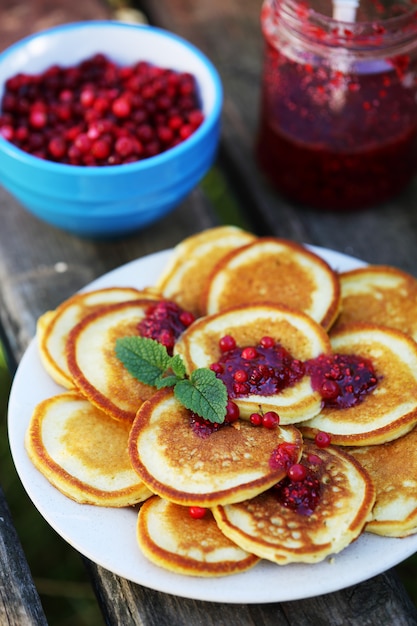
(115, 336), (228, 424)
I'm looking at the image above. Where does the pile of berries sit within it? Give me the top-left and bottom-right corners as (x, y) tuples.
(0, 53), (204, 166)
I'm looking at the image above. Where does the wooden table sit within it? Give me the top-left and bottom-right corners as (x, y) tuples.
(2, 0), (417, 623)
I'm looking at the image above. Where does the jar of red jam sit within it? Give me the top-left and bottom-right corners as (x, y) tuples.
(256, 0), (417, 210)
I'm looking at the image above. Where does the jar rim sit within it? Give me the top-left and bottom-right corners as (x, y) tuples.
(263, 0), (417, 50)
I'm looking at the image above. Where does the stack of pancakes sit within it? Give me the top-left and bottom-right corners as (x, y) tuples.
(26, 225), (417, 577)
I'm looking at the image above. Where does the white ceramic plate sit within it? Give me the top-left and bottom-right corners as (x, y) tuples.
(8, 245), (417, 604)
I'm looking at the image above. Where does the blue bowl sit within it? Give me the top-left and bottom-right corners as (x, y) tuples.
(0, 21), (223, 238)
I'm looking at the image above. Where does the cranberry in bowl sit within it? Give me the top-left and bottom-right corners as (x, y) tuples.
(0, 21), (222, 238)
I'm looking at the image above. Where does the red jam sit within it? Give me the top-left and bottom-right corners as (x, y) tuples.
(269, 442), (299, 471)
(305, 353), (378, 409)
(211, 339), (305, 398)
(272, 467), (321, 516)
(189, 400), (241, 438)
(257, 0), (417, 210)
(189, 412), (225, 438)
(137, 300), (195, 355)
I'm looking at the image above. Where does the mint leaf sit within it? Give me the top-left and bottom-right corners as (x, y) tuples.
(174, 368), (228, 423)
(155, 374), (181, 389)
(170, 353), (187, 379)
(115, 336), (228, 424)
(115, 337), (173, 387)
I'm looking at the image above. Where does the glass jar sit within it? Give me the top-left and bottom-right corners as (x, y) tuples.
(256, 0), (417, 210)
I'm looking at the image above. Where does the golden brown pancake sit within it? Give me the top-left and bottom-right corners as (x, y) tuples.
(129, 387), (303, 507)
(212, 441), (375, 564)
(174, 303), (332, 424)
(38, 287), (158, 388)
(348, 426), (417, 537)
(300, 323), (417, 446)
(156, 225), (256, 317)
(25, 391), (152, 506)
(66, 300), (160, 423)
(201, 237), (341, 329)
(137, 495), (260, 576)
(333, 265), (417, 340)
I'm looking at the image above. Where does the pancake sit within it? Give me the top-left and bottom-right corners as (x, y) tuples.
(25, 391), (152, 506)
(137, 495), (260, 576)
(212, 441), (375, 565)
(201, 237), (341, 329)
(155, 225), (256, 317)
(333, 265), (417, 340)
(174, 303), (332, 424)
(38, 287), (158, 388)
(300, 323), (417, 446)
(66, 300), (161, 423)
(128, 387), (303, 507)
(348, 426), (417, 537)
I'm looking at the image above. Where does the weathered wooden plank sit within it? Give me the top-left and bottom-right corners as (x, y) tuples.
(280, 570), (417, 626)
(84, 559), (417, 626)
(0, 484), (47, 626)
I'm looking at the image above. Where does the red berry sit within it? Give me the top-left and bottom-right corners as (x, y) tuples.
(241, 347), (257, 360)
(80, 87), (95, 107)
(250, 412), (262, 426)
(115, 135), (135, 157)
(225, 400), (240, 423)
(321, 379), (339, 400)
(233, 381), (249, 395)
(48, 136), (66, 159)
(287, 463), (308, 481)
(157, 125), (174, 144)
(0, 124), (14, 140)
(233, 369), (248, 383)
(179, 310), (195, 327)
(59, 89), (73, 103)
(179, 123), (193, 140)
(15, 126), (28, 141)
(188, 109), (204, 128)
(269, 442), (298, 470)
(29, 109), (47, 129)
(315, 431), (332, 448)
(74, 133), (91, 154)
(219, 335), (236, 352)
(91, 138), (111, 160)
(112, 96), (131, 118)
(189, 506), (207, 519)
(210, 362), (223, 374)
(168, 114), (183, 130)
(262, 411), (280, 428)
(260, 336), (275, 349)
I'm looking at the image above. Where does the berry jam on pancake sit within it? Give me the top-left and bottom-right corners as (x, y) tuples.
(212, 442), (375, 565)
(175, 303), (331, 423)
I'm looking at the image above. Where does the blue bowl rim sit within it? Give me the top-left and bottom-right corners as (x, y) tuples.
(0, 20), (223, 177)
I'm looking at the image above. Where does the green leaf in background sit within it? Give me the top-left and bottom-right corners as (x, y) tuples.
(174, 368), (228, 423)
(115, 336), (173, 387)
